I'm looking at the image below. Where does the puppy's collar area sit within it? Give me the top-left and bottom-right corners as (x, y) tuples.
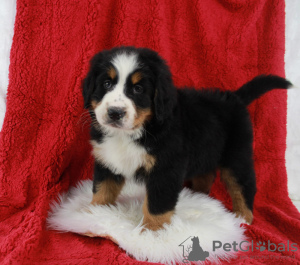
(100, 123), (144, 140)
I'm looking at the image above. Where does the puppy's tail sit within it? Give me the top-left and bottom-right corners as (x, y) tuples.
(234, 75), (292, 105)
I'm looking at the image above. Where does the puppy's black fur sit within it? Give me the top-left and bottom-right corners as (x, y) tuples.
(83, 46), (292, 228)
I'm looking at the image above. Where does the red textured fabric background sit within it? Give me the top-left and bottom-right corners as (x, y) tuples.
(1, 0), (299, 264)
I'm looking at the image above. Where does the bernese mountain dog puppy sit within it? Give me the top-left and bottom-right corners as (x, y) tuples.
(82, 46), (291, 231)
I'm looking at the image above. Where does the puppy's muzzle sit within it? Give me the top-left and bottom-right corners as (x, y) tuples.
(107, 107), (126, 122)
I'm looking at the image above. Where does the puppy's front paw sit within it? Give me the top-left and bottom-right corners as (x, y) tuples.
(142, 220), (166, 232)
(141, 211), (174, 232)
(81, 204), (96, 214)
(84, 231), (97, 237)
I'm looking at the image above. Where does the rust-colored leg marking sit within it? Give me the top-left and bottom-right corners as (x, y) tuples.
(91, 178), (125, 206)
(221, 169), (253, 224)
(191, 172), (216, 194)
(142, 195), (174, 231)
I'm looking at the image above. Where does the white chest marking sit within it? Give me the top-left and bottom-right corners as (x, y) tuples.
(91, 134), (148, 179)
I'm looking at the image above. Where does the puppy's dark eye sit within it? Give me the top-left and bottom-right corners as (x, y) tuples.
(103, 80), (112, 90)
(133, 85), (143, 94)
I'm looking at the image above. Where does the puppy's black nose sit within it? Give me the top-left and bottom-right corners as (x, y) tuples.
(107, 107), (126, 121)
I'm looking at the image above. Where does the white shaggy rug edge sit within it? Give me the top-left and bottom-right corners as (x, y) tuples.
(47, 180), (248, 264)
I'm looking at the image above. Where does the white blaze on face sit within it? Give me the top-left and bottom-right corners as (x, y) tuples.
(93, 52), (139, 133)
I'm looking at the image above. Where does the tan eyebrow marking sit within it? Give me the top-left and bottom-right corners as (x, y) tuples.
(131, 72), (142, 84)
(107, 67), (117, 79)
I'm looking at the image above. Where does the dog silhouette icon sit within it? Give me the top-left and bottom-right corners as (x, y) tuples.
(188, 236), (209, 261)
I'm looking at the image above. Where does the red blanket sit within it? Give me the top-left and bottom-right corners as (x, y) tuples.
(1, 0), (299, 264)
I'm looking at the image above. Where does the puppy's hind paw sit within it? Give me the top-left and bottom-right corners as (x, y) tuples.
(234, 208), (253, 225)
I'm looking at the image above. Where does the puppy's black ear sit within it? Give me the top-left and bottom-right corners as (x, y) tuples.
(82, 70), (95, 109)
(139, 48), (176, 123)
(154, 68), (176, 123)
(82, 53), (103, 109)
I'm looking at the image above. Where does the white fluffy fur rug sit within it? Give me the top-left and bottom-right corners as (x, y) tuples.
(47, 180), (247, 264)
